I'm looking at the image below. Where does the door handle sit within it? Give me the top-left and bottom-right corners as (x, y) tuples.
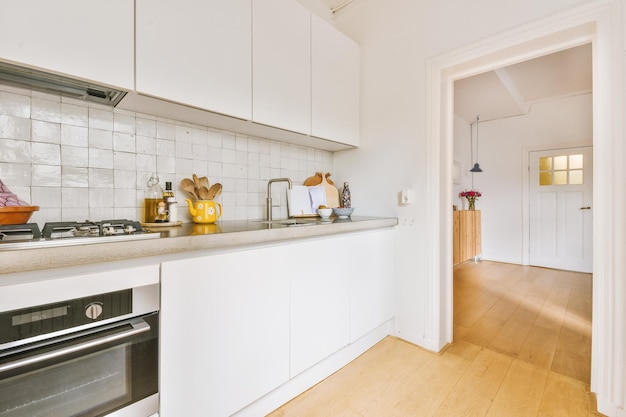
(0, 318), (150, 373)
(580, 206), (591, 210)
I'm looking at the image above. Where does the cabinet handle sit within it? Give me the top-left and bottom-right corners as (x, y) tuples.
(580, 206), (591, 210)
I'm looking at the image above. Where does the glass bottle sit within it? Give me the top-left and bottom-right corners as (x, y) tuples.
(144, 173), (164, 223)
(341, 182), (351, 208)
(163, 181), (176, 222)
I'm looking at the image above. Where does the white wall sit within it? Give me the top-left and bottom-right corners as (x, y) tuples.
(332, 0), (596, 351)
(453, 94), (593, 264)
(333, 1), (623, 415)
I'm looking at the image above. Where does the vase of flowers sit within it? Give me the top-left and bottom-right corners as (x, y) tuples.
(460, 190), (482, 210)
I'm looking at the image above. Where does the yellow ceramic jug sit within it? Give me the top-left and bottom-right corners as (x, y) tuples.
(186, 199), (222, 224)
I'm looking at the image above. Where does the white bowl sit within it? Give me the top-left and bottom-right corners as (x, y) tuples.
(317, 208), (333, 219)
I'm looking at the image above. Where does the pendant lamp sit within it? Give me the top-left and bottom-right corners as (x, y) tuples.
(470, 115), (483, 173)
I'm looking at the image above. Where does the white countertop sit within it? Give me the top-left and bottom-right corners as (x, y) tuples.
(0, 216), (397, 274)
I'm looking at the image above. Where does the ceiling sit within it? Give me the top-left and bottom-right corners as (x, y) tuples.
(454, 43), (592, 124)
(319, 0), (361, 13)
(317, 2), (592, 125)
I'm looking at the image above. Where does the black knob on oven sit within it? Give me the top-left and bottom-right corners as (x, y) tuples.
(85, 302), (104, 319)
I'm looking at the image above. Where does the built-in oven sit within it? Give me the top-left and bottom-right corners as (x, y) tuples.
(0, 282), (159, 417)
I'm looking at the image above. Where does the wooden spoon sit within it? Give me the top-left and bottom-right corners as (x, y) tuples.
(192, 173), (201, 189)
(198, 176), (210, 189)
(207, 183), (222, 200)
(180, 178), (199, 200)
(198, 186), (210, 200)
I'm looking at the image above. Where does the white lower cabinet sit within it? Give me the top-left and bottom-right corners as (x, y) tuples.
(349, 229), (396, 342)
(289, 236), (350, 376)
(159, 228), (395, 416)
(160, 246), (290, 417)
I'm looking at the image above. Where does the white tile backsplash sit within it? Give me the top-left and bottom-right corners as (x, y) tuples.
(0, 85), (333, 225)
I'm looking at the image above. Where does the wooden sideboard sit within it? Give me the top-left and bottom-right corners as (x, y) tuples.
(453, 210), (482, 265)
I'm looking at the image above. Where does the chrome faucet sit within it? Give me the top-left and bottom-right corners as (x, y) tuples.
(266, 178), (292, 221)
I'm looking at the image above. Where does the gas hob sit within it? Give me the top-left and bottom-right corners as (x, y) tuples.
(0, 219), (160, 250)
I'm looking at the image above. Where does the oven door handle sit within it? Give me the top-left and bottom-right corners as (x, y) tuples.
(0, 318), (150, 373)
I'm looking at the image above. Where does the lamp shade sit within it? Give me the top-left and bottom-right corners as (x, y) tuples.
(470, 163), (483, 173)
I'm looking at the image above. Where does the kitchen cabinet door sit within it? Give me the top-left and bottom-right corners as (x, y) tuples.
(289, 236), (350, 377)
(349, 229), (395, 342)
(252, 0), (311, 135)
(311, 14), (360, 147)
(0, 0), (133, 89)
(160, 247), (290, 417)
(136, 0), (252, 120)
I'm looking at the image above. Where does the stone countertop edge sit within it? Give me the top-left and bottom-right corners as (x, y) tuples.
(0, 217), (398, 275)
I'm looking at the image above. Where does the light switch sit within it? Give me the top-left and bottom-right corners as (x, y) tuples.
(401, 188), (413, 205)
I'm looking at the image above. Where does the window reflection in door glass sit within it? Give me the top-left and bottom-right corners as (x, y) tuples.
(569, 154), (583, 169)
(554, 155), (568, 170)
(570, 170), (583, 184)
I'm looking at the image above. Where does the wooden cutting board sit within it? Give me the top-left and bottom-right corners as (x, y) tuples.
(319, 175), (339, 208)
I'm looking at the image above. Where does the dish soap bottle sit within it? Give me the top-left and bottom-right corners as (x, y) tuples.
(341, 182), (351, 208)
(144, 173), (164, 223)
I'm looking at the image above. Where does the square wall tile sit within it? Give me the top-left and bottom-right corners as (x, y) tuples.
(32, 165), (61, 186)
(32, 142), (61, 165)
(62, 167), (89, 187)
(113, 113), (135, 134)
(89, 128), (113, 149)
(0, 162), (30, 186)
(61, 125), (88, 147)
(113, 132), (135, 153)
(89, 108), (114, 131)
(61, 103), (88, 127)
(61, 145), (89, 167)
(32, 186), (61, 206)
(32, 97), (61, 123)
(0, 139), (31, 163)
(32, 120), (60, 144)
(62, 187), (89, 208)
(0, 91), (30, 118)
(0, 115), (31, 140)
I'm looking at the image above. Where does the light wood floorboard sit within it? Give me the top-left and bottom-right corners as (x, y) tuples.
(268, 261), (601, 417)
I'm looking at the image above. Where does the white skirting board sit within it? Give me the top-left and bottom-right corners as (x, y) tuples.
(232, 319), (395, 417)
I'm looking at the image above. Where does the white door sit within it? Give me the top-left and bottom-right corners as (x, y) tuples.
(529, 147), (592, 272)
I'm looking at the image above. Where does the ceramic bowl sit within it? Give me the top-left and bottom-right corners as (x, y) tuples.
(317, 208), (333, 220)
(0, 206), (39, 225)
(332, 207), (354, 219)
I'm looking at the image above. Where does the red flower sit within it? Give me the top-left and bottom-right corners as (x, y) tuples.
(459, 190), (482, 200)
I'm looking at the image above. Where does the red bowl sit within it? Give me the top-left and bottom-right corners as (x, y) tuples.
(0, 206), (39, 225)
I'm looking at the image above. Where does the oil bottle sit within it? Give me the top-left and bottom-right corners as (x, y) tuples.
(144, 173), (164, 223)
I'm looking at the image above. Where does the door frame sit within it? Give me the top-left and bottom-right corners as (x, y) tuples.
(522, 142), (592, 267)
(425, 1), (624, 414)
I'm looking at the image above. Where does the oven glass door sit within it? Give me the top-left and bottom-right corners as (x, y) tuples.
(0, 313), (158, 417)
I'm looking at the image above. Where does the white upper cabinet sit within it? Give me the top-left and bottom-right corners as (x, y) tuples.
(136, 0), (252, 120)
(311, 14), (360, 147)
(252, 0), (311, 135)
(0, 0), (134, 89)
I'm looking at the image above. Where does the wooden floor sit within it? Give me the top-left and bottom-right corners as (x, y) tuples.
(268, 261), (601, 417)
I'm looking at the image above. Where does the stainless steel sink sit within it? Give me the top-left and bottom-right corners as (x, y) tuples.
(255, 219), (321, 227)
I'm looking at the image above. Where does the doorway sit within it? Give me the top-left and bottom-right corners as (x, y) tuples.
(426, 2), (623, 413)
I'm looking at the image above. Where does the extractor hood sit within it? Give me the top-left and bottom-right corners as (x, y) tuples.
(0, 62), (126, 106)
